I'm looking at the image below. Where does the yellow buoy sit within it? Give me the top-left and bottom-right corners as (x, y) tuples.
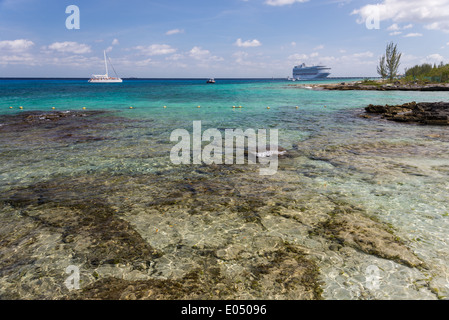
(163, 106), (167, 109)
(82, 107), (86, 110)
(232, 106), (236, 109)
(19, 106), (23, 110)
(267, 107), (270, 110)
(238, 106), (242, 109)
(9, 107), (13, 109)
(129, 107), (134, 109)
(296, 106), (299, 109)
(197, 106), (201, 108)
(52, 107), (56, 110)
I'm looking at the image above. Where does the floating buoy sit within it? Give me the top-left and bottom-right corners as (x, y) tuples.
(324, 106), (327, 108)
(267, 107), (270, 110)
(129, 107), (134, 109)
(232, 106), (236, 109)
(163, 106), (167, 109)
(197, 106), (201, 108)
(296, 106), (299, 109)
(9, 107), (12, 109)
(52, 107), (56, 110)
(19, 106), (23, 110)
(238, 106), (242, 109)
(82, 107), (86, 110)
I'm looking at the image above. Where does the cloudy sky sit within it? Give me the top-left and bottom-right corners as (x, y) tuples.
(0, 0), (448, 78)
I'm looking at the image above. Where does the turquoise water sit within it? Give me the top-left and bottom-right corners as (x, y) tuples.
(0, 79), (449, 300)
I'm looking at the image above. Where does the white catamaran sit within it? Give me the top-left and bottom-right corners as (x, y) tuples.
(89, 51), (123, 83)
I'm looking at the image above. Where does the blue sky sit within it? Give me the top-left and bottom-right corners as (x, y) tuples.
(0, 0), (448, 77)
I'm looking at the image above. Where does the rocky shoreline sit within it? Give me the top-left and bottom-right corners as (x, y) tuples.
(363, 101), (449, 125)
(293, 82), (449, 91)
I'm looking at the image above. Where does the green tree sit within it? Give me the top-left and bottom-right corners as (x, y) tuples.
(377, 55), (387, 79)
(379, 42), (402, 81)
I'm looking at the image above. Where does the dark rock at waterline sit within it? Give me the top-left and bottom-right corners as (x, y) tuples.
(314, 82), (449, 91)
(0, 110), (115, 143)
(365, 101), (449, 125)
(0, 110), (106, 126)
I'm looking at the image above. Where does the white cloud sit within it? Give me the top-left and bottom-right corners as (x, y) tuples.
(0, 53), (36, 65)
(235, 38), (262, 48)
(233, 51), (249, 64)
(189, 46), (223, 61)
(165, 53), (184, 61)
(426, 53), (444, 63)
(0, 39), (34, 52)
(404, 32), (423, 37)
(313, 45), (324, 50)
(134, 58), (153, 67)
(166, 29), (184, 35)
(265, 0), (309, 6)
(352, 0), (449, 33)
(387, 23), (413, 33)
(47, 42), (91, 54)
(112, 39), (119, 46)
(190, 46), (210, 58)
(387, 23), (400, 31)
(134, 44), (176, 56)
(352, 51), (374, 58)
(288, 53), (308, 61)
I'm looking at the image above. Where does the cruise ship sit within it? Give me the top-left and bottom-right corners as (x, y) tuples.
(292, 63), (331, 80)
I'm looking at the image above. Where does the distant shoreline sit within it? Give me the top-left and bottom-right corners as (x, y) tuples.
(293, 80), (449, 91)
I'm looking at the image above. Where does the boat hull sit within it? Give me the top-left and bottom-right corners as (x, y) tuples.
(292, 73), (330, 81)
(88, 79), (123, 83)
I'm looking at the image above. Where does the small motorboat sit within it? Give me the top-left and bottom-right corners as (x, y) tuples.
(206, 78), (216, 84)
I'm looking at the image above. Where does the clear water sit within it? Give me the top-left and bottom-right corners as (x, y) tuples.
(0, 79), (448, 300)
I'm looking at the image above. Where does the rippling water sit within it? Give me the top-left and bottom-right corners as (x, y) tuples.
(0, 79), (448, 300)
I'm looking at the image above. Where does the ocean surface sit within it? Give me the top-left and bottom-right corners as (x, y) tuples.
(0, 78), (448, 300)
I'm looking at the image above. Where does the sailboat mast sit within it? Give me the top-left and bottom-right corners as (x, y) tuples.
(104, 50), (109, 77)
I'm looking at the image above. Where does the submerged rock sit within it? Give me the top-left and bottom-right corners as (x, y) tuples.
(313, 201), (424, 269)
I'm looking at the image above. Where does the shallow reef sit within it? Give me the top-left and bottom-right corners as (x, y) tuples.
(0, 110), (448, 300)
